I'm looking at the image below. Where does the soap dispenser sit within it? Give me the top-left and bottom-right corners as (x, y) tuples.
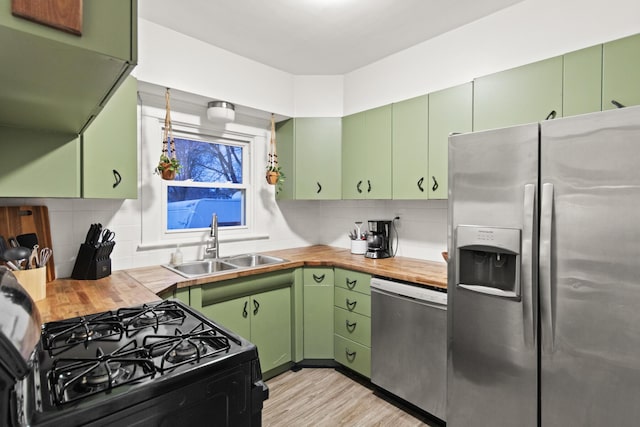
(172, 244), (183, 265)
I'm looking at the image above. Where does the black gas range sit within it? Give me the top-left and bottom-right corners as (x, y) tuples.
(0, 267), (268, 427)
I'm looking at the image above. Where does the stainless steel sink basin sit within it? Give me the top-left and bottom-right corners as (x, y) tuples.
(223, 254), (287, 268)
(163, 259), (238, 278)
(162, 254), (288, 278)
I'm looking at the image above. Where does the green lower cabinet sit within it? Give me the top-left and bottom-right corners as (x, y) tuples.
(303, 267), (334, 359)
(334, 334), (371, 378)
(200, 287), (292, 376)
(563, 45), (602, 117)
(602, 33), (640, 110)
(334, 308), (371, 346)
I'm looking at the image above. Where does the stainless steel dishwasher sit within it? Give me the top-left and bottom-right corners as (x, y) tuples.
(371, 276), (447, 422)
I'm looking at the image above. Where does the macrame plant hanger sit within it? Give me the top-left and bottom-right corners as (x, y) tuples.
(159, 88), (178, 180)
(266, 113), (279, 185)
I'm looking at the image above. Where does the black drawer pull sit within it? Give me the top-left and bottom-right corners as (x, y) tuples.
(431, 176), (439, 192)
(242, 301), (248, 318)
(253, 299), (260, 315)
(346, 278), (357, 289)
(312, 273), (325, 283)
(346, 299), (357, 311)
(317, 182), (322, 193)
(545, 110), (557, 120)
(417, 177), (424, 192)
(345, 348), (357, 361)
(367, 180), (372, 193)
(345, 320), (357, 332)
(356, 180), (363, 193)
(112, 169), (122, 188)
(611, 100), (626, 109)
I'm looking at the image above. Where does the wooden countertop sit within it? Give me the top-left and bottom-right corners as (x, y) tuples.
(36, 245), (447, 322)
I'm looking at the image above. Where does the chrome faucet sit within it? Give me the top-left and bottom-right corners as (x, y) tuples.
(204, 213), (219, 259)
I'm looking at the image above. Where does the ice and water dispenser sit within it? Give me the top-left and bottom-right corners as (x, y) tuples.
(455, 225), (521, 299)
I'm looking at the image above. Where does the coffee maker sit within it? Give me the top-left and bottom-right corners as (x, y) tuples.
(365, 220), (392, 259)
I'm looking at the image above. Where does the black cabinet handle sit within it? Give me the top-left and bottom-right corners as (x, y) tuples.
(316, 182), (322, 193)
(356, 180), (363, 193)
(312, 273), (325, 283)
(367, 180), (372, 193)
(345, 320), (357, 332)
(431, 176), (439, 192)
(253, 299), (260, 315)
(346, 278), (357, 290)
(112, 169), (122, 188)
(346, 299), (357, 311)
(242, 301), (248, 318)
(611, 100), (626, 109)
(545, 110), (557, 120)
(345, 348), (357, 361)
(417, 177), (424, 192)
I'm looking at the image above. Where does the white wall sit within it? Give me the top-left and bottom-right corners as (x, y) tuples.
(4, 0), (639, 278)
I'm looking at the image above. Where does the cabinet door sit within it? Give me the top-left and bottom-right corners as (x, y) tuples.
(251, 287), (292, 372)
(341, 111), (367, 199)
(202, 296), (251, 339)
(602, 33), (640, 110)
(275, 119), (295, 200)
(295, 118), (341, 200)
(473, 56), (563, 131)
(563, 45), (602, 117)
(392, 95), (428, 199)
(82, 76), (137, 198)
(428, 82), (473, 199)
(304, 283), (334, 358)
(364, 105), (392, 199)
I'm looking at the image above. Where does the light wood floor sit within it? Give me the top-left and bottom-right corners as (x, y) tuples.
(262, 368), (443, 427)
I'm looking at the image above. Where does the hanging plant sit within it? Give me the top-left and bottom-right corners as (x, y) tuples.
(266, 113), (285, 192)
(155, 88), (182, 180)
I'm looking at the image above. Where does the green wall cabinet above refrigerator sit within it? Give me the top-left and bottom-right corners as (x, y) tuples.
(276, 117), (342, 200)
(602, 33), (640, 110)
(342, 105), (392, 199)
(563, 45), (603, 117)
(0, 0), (137, 134)
(473, 56), (563, 131)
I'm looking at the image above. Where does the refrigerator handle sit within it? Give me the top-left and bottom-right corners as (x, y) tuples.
(540, 183), (555, 352)
(522, 184), (536, 348)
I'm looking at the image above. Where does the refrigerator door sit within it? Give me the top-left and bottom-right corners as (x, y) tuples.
(540, 106), (640, 426)
(447, 124), (538, 427)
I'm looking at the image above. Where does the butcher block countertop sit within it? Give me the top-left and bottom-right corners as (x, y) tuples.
(36, 245), (447, 322)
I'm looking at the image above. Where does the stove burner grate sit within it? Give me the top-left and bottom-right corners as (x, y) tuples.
(118, 300), (187, 336)
(48, 340), (156, 406)
(42, 311), (124, 356)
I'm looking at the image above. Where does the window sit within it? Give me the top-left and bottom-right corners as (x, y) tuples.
(165, 133), (249, 232)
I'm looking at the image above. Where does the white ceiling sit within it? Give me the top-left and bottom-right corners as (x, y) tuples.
(138, 0), (523, 75)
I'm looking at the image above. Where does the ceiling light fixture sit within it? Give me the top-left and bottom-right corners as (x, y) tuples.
(207, 101), (235, 122)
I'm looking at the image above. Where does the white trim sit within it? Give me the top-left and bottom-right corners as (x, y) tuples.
(137, 232), (270, 251)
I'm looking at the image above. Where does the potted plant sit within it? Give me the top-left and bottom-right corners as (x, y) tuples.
(266, 165), (285, 193)
(155, 154), (182, 180)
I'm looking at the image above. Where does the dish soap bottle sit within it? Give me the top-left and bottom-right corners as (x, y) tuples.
(172, 244), (183, 265)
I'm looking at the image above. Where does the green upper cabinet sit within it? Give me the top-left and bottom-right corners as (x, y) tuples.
(82, 76), (138, 199)
(428, 82), (473, 199)
(473, 56), (563, 131)
(563, 45), (603, 117)
(276, 117), (341, 200)
(392, 95), (428, 199)
(342, 105), (392, 199)
(0, 0), (137, 134)
(602, 33), (640, 110)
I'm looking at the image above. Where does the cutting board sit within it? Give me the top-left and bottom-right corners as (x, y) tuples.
(11, 0), (83, 35)
(0, 206), (56, 282)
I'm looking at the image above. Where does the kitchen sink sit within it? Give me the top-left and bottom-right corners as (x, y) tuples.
(163, 259), (238, 278)
(222, 254), (287, 267)
(162, 254), (288, 278)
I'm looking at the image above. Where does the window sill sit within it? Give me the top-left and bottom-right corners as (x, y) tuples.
(137, 232), (269, 251)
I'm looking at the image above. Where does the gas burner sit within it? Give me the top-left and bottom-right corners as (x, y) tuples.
(118, 301), (186, 335)
(48, 341), (156, 406)
(42, 312), (123, 355)
(143, 323), (232, 372)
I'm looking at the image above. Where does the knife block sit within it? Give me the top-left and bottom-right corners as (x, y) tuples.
(71, 242), (114, 280)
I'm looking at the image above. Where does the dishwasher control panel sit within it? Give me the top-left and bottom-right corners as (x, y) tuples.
(370, 277), (447, 306)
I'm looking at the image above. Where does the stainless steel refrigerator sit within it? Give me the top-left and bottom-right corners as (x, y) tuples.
(447, 105), (640, 427)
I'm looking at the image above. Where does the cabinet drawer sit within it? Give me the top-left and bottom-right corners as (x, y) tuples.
(334, 287), (371, 317)
(335, 268), (371, 295)
(334, 307), (371, 347)
(304, 267), (334, 285)
(334, 334), (371, 378)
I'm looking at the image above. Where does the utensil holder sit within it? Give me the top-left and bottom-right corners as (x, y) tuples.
(71, 241), (115, 280)
(351, 239), (367, 255)
(13, 267), (46, 301)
